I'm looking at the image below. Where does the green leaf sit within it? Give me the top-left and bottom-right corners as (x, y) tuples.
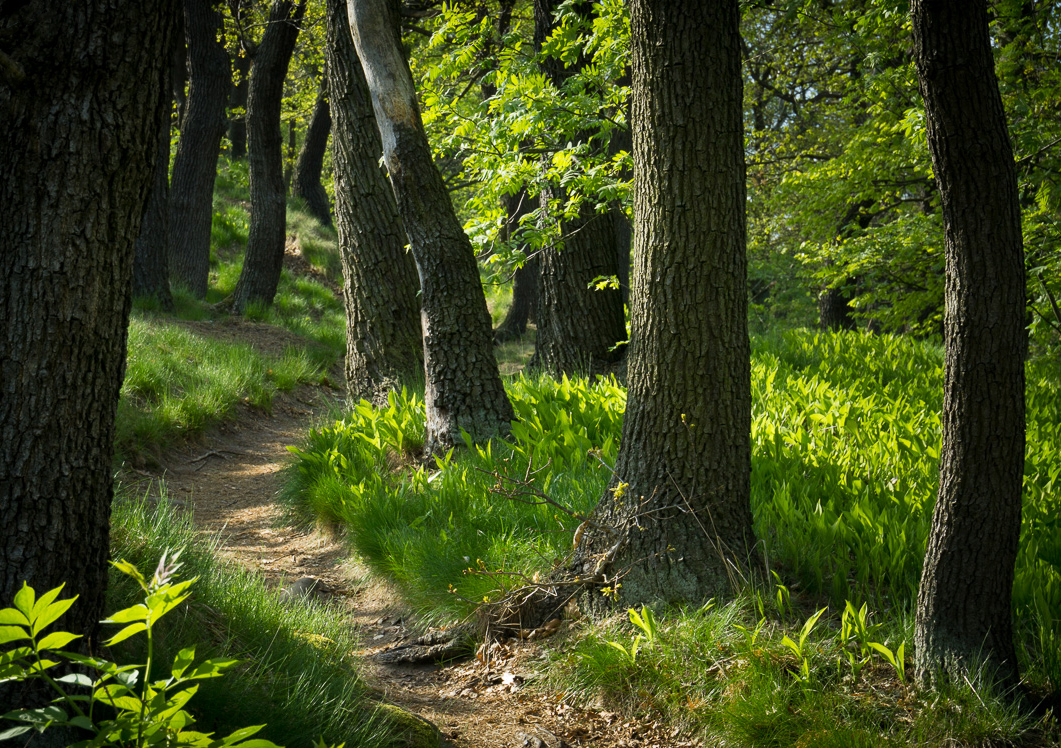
(0, 726), (33, 740)
(171, 646), (197, 679)
(104, 622), (147, 647)
(110, 559), (147, 588)
(56, 672), (94, 688)
(30, 594), (77, 632)
(222, 725), (265, 743)
(0, 608), (30, 627)
(102, 604), (149, 624)
(0, 626), (28, 645)
(190, 657), (238, 679)
(12, 585), (34, 617)
(37, 631), (80, 651)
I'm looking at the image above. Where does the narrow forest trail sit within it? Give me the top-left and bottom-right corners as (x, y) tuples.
(126, 338), (673, 748)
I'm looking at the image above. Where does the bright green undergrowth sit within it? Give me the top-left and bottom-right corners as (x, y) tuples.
(544, 597), (1049, 747)
(107, 494), (394, 748)
(285, 331), (1061, 691)
(116, 316), (321, 465)
(284, 375), (624, 623)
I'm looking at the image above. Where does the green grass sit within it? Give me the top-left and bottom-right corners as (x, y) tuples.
(543, 597), (1048, 747)
(120, 157), (349, 465)
(284, 329), (1061, 743)
(108, 491), (398, 748)
(116, 316), (322, 465)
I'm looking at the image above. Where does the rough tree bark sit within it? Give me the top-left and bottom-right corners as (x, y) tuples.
(0, 0), (178, 709)
(558, 0), (755, 619)
(528, 0), (626, 377)
(230, 0), (306, 313)
(169, 0), (230, 298)
(292, 80), (333, 226)
(493, 188), (539, 343)
(912, 0), (1026, 689)
(347, 0), (514, 453)
(228, 50), (251, 158)
(133, 102), (176, 311)
(326, 0), (422, 405)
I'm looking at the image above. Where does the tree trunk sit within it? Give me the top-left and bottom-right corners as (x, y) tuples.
(292, 81), (333, 226)
(347, 0), (514, 454)
(912, 0), (1026, 689)
(230, 0), (306, 313)
(0, 0), (178, 709)
(494, 188), (539, 343)
(568, 0), (755, 617)
(168, 0), (230, 299)
(326, 0), (422, 405)
(529, 0), (626, 377)
(494, 259), (539, 343)
(133, 105), (176, 311)
(228, 44), (251, 158)
(818, 285), (857, 331)
(529, 198), (627, 375)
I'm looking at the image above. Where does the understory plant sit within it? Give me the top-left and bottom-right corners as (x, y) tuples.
(0, 552), (280, 747)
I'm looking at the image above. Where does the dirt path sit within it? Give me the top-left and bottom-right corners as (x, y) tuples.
(131, 372), (673, 748)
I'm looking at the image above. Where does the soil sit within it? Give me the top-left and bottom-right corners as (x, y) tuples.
(124, 318), (683, 748)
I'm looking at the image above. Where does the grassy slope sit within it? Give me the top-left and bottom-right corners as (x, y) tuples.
(116, 158), (346, 467)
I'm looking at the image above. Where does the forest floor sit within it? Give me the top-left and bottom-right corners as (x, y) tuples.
(124, 319), (674, 748)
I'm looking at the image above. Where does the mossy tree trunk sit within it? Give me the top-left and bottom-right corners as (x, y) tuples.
(230, 0), (306, 313)
(567, 0), (756, 618)
(347, 0), (514, 453)
(912, 0), (1026, 689)
(0, 0), (178, 707)
(168, 0), (230, 299)
(326, 0), (422, 405)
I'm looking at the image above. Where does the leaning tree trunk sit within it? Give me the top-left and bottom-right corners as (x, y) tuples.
(912, 0), (1026, 689)
(0, 0), (178, 710)
(292, 81), (333, 226)
(529, 0), (626, 377)
(326, 0), (422, 405)
(564, 0), (755, 619)
(168, 0), (230, 298)
(348, 0), (514, 454)
(133, 103), (176, 311)
(230, 0), (306, 313)
(228, 45), (252, 158)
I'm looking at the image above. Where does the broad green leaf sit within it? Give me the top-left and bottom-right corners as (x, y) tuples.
(56, 672), (94, 688)
(171, 646), (197, 679)
(12, 585), (34, 617)
(190, 657), (238, 679)
(0, 608), (30, 627)
(37, 631), (80, 651)
(102, 604), (149, 624)
(0, 626), (27, 645)
(110, 559), (147, 587)
(0, 726), (33, 740)
(104, 621), (147, 647)
(30, 593), (78, 635)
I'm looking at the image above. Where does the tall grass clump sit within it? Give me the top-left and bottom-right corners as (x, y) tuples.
(108, 492), (395, 748)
